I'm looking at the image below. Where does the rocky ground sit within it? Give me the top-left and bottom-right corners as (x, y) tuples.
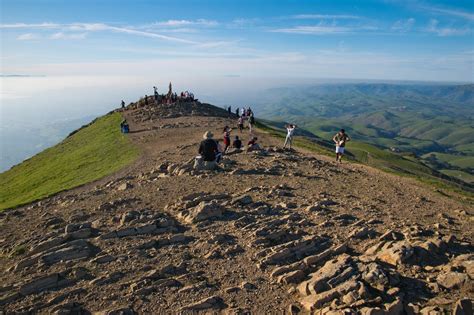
(0, 101), (473, 314)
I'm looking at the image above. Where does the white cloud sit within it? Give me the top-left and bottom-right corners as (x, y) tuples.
(16, 33), (41, 40)
(426, 19), (471, 36)
(1, 22), (59, 29)
(2, 22), (197, 44)
(270, 23), (378, 35)
(391, 18), (415, 32)
(270, 25), (356, 35)
(152, 19), (218, 27)
(422, 6), (474, 21)
(50, 32), (87, 40)
(292, 14), (360, 20)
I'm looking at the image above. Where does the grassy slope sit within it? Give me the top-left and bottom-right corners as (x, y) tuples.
(0, 112), (139, 210)
(256, 121), (474, 201)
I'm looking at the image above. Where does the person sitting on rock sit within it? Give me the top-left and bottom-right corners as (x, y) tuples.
(197, 131), (219, 170)
(120, 119), (129, 133)
(233, 136), (242, 149)
(247, 136), (261, 152)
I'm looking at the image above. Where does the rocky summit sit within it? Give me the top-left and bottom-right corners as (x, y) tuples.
(0, 100), (472, 314)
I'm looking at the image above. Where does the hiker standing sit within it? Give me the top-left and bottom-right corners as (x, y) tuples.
(121, 100), (125, 109)
(283, 124), (297, 150)
(223, 126), (232, 153)
(333, 129), (351, 163)
(153, 86), (159, 103)
(248, 114), (255, 133)
(228, 106), (232, 116)
(235, 107), (239, 116)
(238, 116), (244, 133)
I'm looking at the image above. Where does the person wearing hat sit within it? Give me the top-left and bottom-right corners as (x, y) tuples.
(199, 131), (219, 162)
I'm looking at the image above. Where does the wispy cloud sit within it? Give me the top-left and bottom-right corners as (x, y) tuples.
(422, 6), (474, 21)
(292, 14), (360, 20)
(50, 32), (87, 40)
(1, 22), (60, 29)
(391, 18), (415, 32)
(152, 19), (218, 27)
(426, 19), (471, 36)
(270, 25), (353, 35)
(16, 33), (41, 40)
(1, 22), (197, 44)
(270, 23), (379, 35)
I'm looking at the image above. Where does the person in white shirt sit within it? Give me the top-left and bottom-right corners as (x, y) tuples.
(283, 124), (296, 149)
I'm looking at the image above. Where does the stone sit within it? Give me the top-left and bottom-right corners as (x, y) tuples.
(179, 295), (224, 311)
(119, 211), (139, 225)
(240, 281), (256, 290)
(376, 241), (414, 266)
(117, 182), (133, 191)
(91, 254), (115, 264)
(179, 201), (224, 223)
(277, 270), (305, 284)
(348, 226), (372, 239)
(300, 280), (360, 311)
(436, 272), (469, 289)
(232, 195), (253, 206)
(19, 273), (61, 295)
(41, 240), (96, 265)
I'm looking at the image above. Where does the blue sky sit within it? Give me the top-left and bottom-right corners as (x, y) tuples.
(1, 0), (473, 82)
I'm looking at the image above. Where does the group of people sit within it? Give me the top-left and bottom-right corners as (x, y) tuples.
(196, 123), (351, 170)
(134, 83), (197, 107)
(197, 127), (261, 169)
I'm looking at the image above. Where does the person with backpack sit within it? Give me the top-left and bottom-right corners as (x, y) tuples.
(121, 100), (125, 109)
(333, 129), (351, 163)
(283, 124), (297, 150)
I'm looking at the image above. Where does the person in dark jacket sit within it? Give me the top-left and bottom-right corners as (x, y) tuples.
(233, 136), (242, 149)
(199, 131), (218, 161)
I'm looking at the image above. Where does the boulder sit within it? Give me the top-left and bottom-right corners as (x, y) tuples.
(179, 201), (224, 223)
(376, 241), (414, 266)
(436, 272), (469, 289)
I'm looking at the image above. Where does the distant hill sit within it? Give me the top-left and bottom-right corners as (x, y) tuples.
(254, 83), (474, 183)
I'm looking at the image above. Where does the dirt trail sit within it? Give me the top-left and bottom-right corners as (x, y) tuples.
(0, 102), (472, 314)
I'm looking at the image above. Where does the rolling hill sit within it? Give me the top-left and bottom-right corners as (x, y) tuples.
(254, 83), (474, 183)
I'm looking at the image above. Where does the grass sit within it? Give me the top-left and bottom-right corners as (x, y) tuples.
(440, 170), (474, 184)
(256, 120), (474, 202)
(0, 112), (139, 211)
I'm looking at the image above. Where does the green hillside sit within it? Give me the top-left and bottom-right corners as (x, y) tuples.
(255, 83), (474, 184)
(0, 112), (139, 211)
(256, 121), (473, 197)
